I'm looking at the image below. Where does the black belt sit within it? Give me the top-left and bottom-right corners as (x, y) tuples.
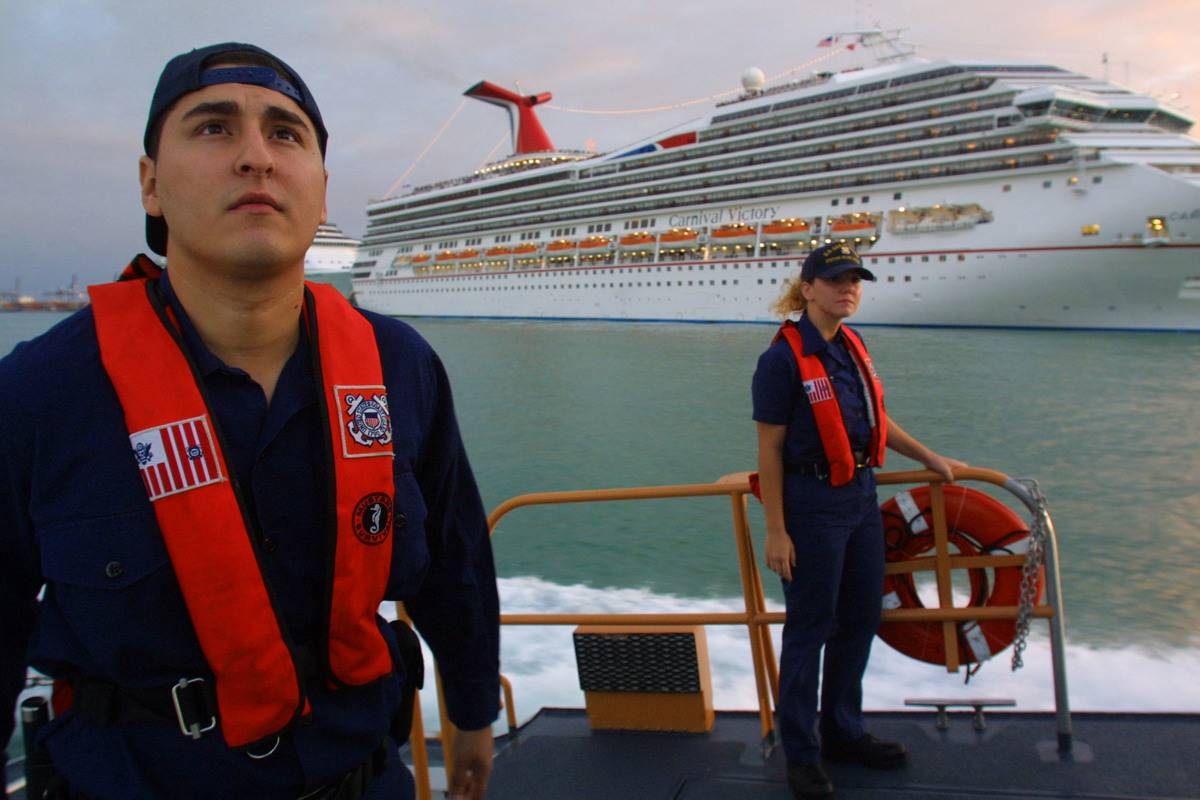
(785, 450), (871, 480)
(300, 743), (391, 800)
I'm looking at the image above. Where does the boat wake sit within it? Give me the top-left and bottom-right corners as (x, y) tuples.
(457, 576), (1200, 731)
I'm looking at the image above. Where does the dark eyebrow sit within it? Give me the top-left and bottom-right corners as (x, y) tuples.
(180, 100), (240, 121)
(179, 100), (312, 134)
(264, 105), (311, 133)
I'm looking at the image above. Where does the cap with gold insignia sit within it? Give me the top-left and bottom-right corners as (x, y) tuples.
(800, 242), (876, 282)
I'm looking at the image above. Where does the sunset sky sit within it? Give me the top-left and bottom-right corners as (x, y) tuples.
(3, 0), (1198, 291)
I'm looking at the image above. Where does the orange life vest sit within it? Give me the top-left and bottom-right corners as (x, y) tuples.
(88, 275), (395, 748)
(773, 318), (887, 486)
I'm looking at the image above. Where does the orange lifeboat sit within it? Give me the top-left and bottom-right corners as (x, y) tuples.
(456, 249), (480, 261)
(411, 254), (431, 264)
(618, 232), (657, 250)
(546, 239), (577, 252)
(659, 228), (699, 245)
(434, 251), (456, 262)
(710, 224), (757, 245)
(511, 243), (539, 255)
(486, 246), (513, 257)
(831, 221), (877, 233)
(761, 219), (810, 241)
(579, 236), (612, 249)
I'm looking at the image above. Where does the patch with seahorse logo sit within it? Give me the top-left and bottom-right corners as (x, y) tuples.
(352, 492), (393, 545)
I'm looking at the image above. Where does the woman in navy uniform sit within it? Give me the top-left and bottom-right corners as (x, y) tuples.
(752, 243), (962, 799)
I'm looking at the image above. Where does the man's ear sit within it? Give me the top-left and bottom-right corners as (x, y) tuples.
(321, 170), (328, 224)
(139, 155), (162, 218)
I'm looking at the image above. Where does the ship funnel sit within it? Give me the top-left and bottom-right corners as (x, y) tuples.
(464, 80), (556, 154)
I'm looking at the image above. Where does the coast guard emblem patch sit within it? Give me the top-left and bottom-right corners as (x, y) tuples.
(803, 377), (835, 404)
(335, 386), (395, 458)
(129, 416), (223, 501)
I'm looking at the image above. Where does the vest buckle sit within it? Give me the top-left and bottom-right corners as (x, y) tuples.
(171, 677), (217, 739)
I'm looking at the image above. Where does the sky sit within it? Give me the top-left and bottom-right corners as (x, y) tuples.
(2, 0), (1198, 293)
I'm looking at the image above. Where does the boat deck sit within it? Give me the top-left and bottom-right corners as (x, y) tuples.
(482, 708), (1200, 799)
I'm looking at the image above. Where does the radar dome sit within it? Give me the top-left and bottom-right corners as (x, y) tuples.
(741, 67), (766, 93)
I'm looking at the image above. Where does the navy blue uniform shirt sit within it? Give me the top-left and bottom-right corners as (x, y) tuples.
(752, 313), (873, 467)
(0, 272), (500, 799)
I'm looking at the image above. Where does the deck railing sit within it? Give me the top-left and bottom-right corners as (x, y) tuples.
(404, 467), (1071, 799)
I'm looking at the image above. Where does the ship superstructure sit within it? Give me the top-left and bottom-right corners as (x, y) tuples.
(304, 222), (360, 276)
(352, 31), (1200, 330)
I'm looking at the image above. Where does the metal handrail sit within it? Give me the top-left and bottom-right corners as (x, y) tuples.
(407, 466), (1072, 797)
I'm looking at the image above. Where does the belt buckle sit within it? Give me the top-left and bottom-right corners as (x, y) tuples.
(171, 677), (217, 739)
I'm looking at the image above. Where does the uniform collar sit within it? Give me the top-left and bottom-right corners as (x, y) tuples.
(156, 270), (308, 379)
(793, 312), (832, 357)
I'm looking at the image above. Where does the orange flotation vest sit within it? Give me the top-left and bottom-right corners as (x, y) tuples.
(774, 318), (887, 486)
(87, 273), (396, 748)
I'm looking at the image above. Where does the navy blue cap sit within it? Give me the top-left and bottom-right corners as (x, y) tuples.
(800, 242), (876, 282)
(143, 42), (328, 256)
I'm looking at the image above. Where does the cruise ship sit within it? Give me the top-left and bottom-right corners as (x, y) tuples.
(303, 222), (359, 296)
(351, 31), (1200, 331)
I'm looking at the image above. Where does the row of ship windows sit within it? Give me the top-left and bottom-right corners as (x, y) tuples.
(373, 131), (1060, 240)
(377, 99), (1008, 228)
(383, 83), (1004, 216)
(702, 78), (996, 144)
(388, 169), (1103, 254)
(394, 255), (994, 285)
(375, 273), (987, 294)
(368, 149), (1078, 246)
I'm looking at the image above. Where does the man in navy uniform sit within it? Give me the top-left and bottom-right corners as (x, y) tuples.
(0, 43), (499, 799)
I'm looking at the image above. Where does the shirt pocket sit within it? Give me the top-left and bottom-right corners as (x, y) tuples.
(388, 469), (430, 598)
(38, 511), (199, 675)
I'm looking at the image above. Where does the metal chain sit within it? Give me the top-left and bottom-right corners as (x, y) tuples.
(1011, 479), (1049, 671)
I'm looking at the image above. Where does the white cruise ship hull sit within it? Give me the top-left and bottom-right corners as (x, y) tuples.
(354, 164), (1200, 330)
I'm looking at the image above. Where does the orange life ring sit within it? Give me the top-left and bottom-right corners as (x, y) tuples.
(877, 485), (1043, 666)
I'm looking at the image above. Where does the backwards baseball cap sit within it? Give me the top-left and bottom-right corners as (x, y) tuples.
(800, 242), (876, 282)
(143, 42), (328, 256)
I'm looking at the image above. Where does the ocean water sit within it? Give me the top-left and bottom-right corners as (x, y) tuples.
(4, 312), (1199, 732)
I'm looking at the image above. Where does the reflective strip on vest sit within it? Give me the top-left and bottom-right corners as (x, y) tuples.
(88, 278), (393, 747)
(774, 319), (887, 487)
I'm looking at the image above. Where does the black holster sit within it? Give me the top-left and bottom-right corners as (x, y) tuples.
(387, 619), (424, 747)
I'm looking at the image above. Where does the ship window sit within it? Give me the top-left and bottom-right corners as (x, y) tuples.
(846, 197), (855, 205)
(904, 256), (912, 263)
(888, 257), (895, 263)
(1093, 176), (1102, 184)
(921, 256), (929, 262)
(1042, 180), (1052, 189)
(904, 275), (912, 282)
(861, 196), (870, 203)
(893, 192), (902, 200)
(758, 279), (763, 284)
(939, 255), (946, 262)
(831, 199), (839, 206)
(1002, 184), (1011, 192)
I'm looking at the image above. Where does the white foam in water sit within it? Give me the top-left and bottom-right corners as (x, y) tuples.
(413, 576), (1200, 733)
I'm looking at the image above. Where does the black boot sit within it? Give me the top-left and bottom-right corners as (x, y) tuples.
(822, 733), (908, 769)
(787, 761), (835, 798)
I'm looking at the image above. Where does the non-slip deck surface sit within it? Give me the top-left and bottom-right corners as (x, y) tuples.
(486, 709), (1200, 799)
